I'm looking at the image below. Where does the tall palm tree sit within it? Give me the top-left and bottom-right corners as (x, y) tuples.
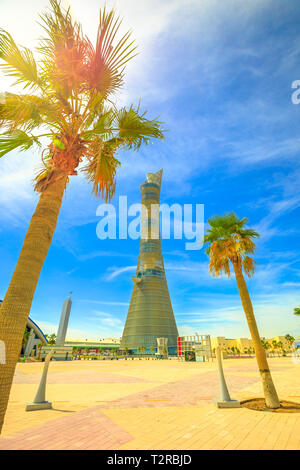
(0, 0), (164, 432)
(204, 212), (280, 409)
(294, 306), (300, 316)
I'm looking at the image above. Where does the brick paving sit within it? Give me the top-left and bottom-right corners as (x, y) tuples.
(96, 370), (260, 409)
(0, 357), (299, 450)
(0, 406), (132, 450)
(13, 369), (150, 384)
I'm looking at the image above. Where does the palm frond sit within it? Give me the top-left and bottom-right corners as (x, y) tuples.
(0, 92), (63, 131)
(81, 91), (106, 129)
(86, 7), (137, 96)
(82, 138), (121, 201)
(243, 256), (256, 277)
(114, 106), (164, 149)
(0, 130), (40, 158)
(81, 108), (114, 140)
(38, 0), (88, 97)
(0, 29), (40, 89)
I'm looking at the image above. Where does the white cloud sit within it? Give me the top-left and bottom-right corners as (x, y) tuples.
(177, 290), (300, 338)
(105, 265), (136, 281)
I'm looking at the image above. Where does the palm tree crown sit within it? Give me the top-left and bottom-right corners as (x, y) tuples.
(294, 306), (300, 316)
(203, 212), (260, 277)
(0, 0), (164, 200)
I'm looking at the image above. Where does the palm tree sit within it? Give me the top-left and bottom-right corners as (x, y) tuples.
(277, 341), (283, 357)
(0, 0), (164, 432)
(204, 212), (280, 409)
(22, 329), (30, 354)
(272, 340), (278, 357)
(45, 333), (56, 345)
(285, 334), (295, 352)
(265, 341), (271, 352)
(37, 342), (43, 360)
(294, 306), (300, 316)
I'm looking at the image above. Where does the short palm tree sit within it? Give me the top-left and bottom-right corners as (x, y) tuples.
(22, 329), (30, 352)
(37, 342), (44, 360)
(277, 341), (283, 356)
(0, 0), (164, 432)
(45, 333), (56, 346)
(272, 340), (278, 357)
(285, 334), (295, 351)
(204, 212), (280, 409)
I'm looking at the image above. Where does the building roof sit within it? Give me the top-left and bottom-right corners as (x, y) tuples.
(0, 300), (48, 344)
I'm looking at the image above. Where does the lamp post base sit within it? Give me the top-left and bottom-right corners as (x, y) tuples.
(213, 398), (241, 408)
(26, 401), (52, 411)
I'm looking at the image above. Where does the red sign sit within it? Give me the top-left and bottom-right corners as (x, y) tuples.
(177, 337), (182, 356)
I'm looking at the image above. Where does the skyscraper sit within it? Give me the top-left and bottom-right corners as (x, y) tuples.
(121, 169), (178, 351)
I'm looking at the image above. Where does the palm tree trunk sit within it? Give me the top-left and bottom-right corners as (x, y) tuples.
(232, 261), (280, 409)
(0, 174), (67, 434)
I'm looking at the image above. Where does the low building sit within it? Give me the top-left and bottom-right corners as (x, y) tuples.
(211, 336), (254, 354)
(210, 337), (227, 351)
(267, 336), (290, 350)
(177, 335), (212, 362)
(0, 300), (48, 357)
(24, 317), (48, 356)
(64, 337), (121, 354)
(40, 338), (122, 361)
(40, 345), (73, 361)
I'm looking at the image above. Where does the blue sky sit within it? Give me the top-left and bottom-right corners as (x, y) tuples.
(0, 0), (300, 340)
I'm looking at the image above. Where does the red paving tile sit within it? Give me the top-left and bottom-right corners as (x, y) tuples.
(226, 364), (293, 373)
(12, 370), (150, 384)
(0, 407), (133, 450)
(95, 370), (260, 409)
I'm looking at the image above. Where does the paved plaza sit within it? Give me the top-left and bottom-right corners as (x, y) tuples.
(0, 357), (299, 450)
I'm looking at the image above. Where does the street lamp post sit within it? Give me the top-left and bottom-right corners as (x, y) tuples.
(213, 347), (240, 408)
(26, 350), (54, 411)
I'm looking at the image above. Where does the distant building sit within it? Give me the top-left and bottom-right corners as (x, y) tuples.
(0, 301), (48, 356)
(23, 317), (48, 356)
(64, 337), (121, 353)
(211, 335), (296, 354)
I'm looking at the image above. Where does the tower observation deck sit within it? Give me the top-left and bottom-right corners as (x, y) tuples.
(121, 169), (178, 351)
